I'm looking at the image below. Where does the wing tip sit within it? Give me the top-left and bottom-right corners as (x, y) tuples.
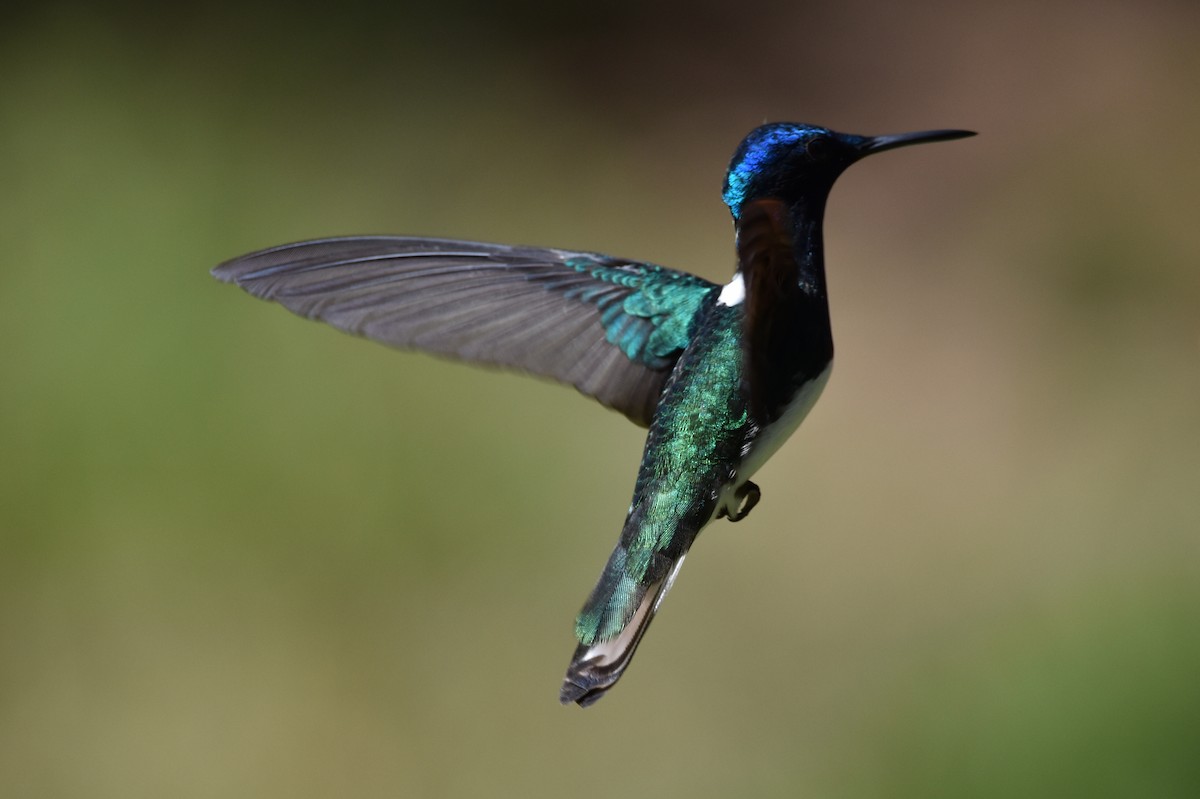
(210, 258), (244, 285)
(210, 236), (400, 287)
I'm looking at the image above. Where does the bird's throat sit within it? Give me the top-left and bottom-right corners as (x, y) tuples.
(736, 199), (834, 424)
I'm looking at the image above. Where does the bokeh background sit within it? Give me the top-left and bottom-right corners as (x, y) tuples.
(2, 1), (1198, 796)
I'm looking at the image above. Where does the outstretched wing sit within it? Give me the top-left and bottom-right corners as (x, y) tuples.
(213, 236), (718, 426)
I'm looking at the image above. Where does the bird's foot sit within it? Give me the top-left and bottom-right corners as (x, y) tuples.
(719, 481), (760, 522)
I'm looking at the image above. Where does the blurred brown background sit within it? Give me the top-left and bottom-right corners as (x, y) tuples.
(2, 1), (1198, 796)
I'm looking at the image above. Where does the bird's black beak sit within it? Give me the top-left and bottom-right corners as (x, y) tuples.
(860, 129), (977, 155)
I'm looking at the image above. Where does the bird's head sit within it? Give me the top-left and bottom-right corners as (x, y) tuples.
(722, 123), (975, 218)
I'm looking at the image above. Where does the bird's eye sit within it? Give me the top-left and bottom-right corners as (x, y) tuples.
(805, 136), (834, 159)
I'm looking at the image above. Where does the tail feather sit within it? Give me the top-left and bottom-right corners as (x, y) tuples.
(560, 552), (688, 706)
(572, 545), (643, 645)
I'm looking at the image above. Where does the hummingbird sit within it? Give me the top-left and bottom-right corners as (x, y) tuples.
(212, 122), (974, 707)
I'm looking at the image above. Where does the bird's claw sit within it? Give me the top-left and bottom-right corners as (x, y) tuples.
(718, 480), (761, 522)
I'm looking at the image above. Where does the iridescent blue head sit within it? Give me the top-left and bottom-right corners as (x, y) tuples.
(722, 122), (975, 218)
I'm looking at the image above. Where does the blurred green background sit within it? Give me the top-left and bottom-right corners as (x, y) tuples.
(2, 1), (1198, 796)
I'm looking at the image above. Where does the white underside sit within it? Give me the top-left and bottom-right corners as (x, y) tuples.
(715, 362), (833, 520)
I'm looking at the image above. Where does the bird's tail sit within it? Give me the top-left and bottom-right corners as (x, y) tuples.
(559, 544), (689, 707)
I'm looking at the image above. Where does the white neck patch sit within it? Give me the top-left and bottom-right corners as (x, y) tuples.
(717, 272), (745, 306)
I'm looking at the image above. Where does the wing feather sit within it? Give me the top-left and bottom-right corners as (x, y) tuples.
(213, 236), (718, 426)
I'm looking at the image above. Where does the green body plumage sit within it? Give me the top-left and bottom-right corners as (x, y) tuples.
(575, 303), (751, 644)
